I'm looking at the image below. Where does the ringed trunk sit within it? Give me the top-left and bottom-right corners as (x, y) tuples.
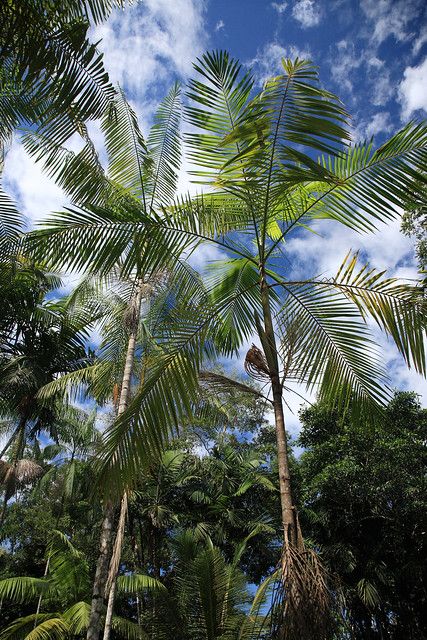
(259, 275), (298, 548)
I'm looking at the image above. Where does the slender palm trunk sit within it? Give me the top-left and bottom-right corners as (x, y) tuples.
(0, 422), (22, 459)
(86, 286), (143, 640)
(102, 492), (128, 640)
(259, 275), (298, 548)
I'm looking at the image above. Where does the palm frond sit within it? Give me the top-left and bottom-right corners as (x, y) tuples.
(0, 614), (67, 640)
(0, 576), (49, 604)
(102, 88), (148, 206)
(147, 82), (182, 207)
(116, 573), (167, 594)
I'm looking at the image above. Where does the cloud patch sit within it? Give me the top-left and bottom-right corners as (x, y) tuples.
(292, 0), (321, 28)
(399, 57), (427, 119)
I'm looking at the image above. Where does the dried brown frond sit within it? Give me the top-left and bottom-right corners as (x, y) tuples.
(267, 545), (337, 640)
(0, 458), (43, 500)
(113, 382), (120, 408)
(244, 344), (271, 380)
(15, 459), (43, 484)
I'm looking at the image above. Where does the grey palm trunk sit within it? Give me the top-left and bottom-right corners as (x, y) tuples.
(259, 275), (299, 549)
(86, 284), (144, 640)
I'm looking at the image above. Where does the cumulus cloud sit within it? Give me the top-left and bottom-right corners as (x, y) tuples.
(92, 0), (207, 104)
(399, 57), (427, 119)
(292, 0), (321, 28)
(329, 40), (362, 95)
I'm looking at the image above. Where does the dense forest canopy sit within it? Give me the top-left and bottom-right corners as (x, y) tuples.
(0, 2), (426, 639)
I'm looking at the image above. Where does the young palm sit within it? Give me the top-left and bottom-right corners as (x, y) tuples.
(0, 529), (162, 639)
(25, 53), (427, 637)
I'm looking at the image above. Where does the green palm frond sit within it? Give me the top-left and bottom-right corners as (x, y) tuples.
(62, 601), (91, 635)
(146, 82), (182, 207)
(357, 578), (381, 608)
(0, 178), (23, 249)
(327, 252), (426, 373)
(116, 573), (167, 594)
(0, 576), (49, 604)
(47, 530), (90, 599)
(0, 614), (67, 640)
(1, 2), (117, 146)
(21, 127), (111, 208)
(96, 347), (202, 496)
(207, 258), (264, 354)
(185, 50), (254, 182)
(111, 616), (148, 640)
(277, 280), (391, 414)
(102, 88), (148, 205)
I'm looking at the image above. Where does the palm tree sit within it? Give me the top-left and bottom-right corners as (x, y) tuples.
(22, 81), (189, 639)
(143, 528), (276, 640)
(0, 261), (94, 527)
(25, 53), (427, 637)
(0, 529), (163, 639)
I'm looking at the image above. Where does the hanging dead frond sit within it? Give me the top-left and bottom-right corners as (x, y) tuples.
(244, 344), (271, 381)
(265, 545), (336, 640)
(0, 458), (43, 500)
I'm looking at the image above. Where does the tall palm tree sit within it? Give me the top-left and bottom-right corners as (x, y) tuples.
(25, 53), (427, 637)
(23, 81), (191, 639)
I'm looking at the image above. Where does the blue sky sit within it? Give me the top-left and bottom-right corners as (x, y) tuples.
(3, 0), (427, 435)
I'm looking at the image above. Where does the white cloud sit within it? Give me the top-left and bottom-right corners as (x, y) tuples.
(2, 140), (68, 228)
(360, 0), (423, 45)
(92, 0), (207, 104)
(247, 42), (311, 85)
(215, 19), (225, 31)
(354, 111), (393, 141)
(329, 40), (362, 95)
(292, 0), (321, 28)
(412, 31), (427, 56)
(399, 57), (427, 119)
(271, 2), (288, 14)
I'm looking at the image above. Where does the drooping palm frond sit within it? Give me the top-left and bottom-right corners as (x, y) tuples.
(0, 576), (49, 604)
(0, 177), (23, 250)
(0, 614), (68, 640)
(62, 601), (91, 635)
(116, 573), (167, 594)
(276, 280), (391, 414)
(1, 1), (117, 146)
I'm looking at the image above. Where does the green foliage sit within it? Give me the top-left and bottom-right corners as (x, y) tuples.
(298, 392), (427, 638)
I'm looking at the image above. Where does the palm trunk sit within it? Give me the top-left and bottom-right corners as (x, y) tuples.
(259, 274), (298, 547)
(259, 275), (331, 640)
(102, 493), (128, 640)
(86, 285), (143, 640)
(0, 422), (22, 459)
